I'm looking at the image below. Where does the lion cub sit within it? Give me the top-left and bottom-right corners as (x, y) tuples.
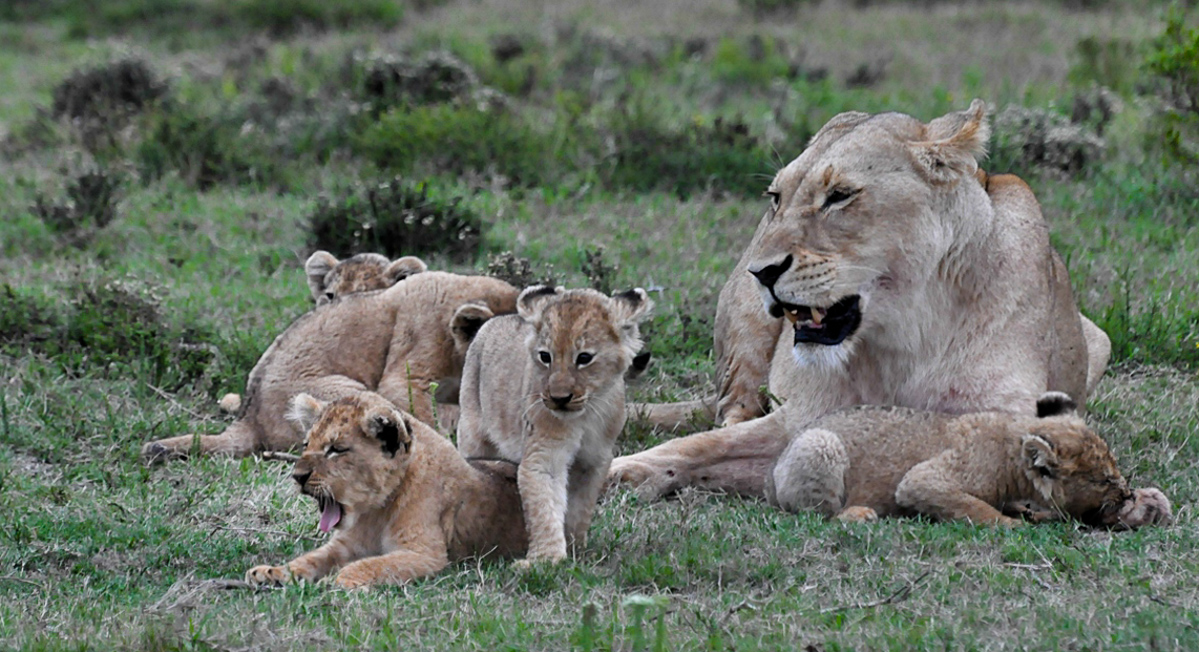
(457, 286), (652, 563)
(767, 392), (1171, 529)
(245, 392), (526, 589)
(304, 250), (427, 306)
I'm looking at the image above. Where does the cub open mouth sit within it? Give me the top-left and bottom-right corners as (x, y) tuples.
(770, 294), (862, 346)
(315, 495), (343, 533)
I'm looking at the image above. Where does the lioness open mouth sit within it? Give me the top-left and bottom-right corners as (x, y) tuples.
(315, 495), (343, 533)
(771, 294), (862, 346)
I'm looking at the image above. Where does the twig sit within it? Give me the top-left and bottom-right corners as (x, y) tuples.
(1149, 593), (1180, 609)
(261, 451), (300, 463)
(145, 383), (209, 421)
(0, 575), (43, 588)
(817, 569), (932, 614)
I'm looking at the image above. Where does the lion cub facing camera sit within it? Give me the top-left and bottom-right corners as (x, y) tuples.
(457, 286), (652, 564)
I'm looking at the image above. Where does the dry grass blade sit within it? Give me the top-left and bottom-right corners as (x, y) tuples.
(816, 569), (933, 614)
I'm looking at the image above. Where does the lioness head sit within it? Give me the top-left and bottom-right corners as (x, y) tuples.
(516, 286), (653, 416)
(286, 392), (416, 532)
(305, 251), (428, 305)
(747, 100), (991, 368)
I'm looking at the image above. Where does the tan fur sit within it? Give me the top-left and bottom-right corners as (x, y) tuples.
(610, 101), (1111, 498)
(457, 286), (652, 563)
(764, 401), (1171, 529)
(142, 272), (517, 462)
(244, 392), (526, 589)
(305, 250), (427, 306)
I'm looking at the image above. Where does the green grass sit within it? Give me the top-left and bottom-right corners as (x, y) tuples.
(1, 0), (1198, 650)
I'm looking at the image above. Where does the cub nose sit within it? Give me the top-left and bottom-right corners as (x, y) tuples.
(748, 254), (793, 289)
(549, 393), (574, 409)
(292, 469), (312, 487)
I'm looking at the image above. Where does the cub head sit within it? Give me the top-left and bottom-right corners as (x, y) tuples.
(305, 250), (427, 306)
(746, 100), (991, 369)
(285, 392), (416, 533)
(1019, 416), (1167, 528)
(517, 285), (653, 415)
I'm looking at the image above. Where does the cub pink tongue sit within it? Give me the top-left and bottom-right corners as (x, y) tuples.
(318, 502), (342, 533)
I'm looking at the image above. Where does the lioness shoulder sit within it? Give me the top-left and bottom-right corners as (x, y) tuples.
(767, 392), (1171, 529)
(245, 392), (526, 589)
(457, 285), (652, 563)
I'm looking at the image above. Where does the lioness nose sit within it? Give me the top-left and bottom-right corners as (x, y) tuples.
(550, 393), (573, 409)
(749, 255), (793, 289)
(292, 469), (312, 487)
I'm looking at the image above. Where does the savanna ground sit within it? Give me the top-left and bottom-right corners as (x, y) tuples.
(1, 0), (1198, 649)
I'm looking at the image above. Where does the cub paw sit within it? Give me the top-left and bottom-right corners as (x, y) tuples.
(245, 564), (291, 587)
(835, 506), (879, 523)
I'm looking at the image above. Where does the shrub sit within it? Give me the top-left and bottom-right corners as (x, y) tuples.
(135, 102), (287, 189)
(1143, 9), (1199, 163)
(485, 251), (557, 289)
(229, 0), (402, 35)
(354, 51), (493, 112)
(51, 57), (168, 122)
(307, 177), (487, 263)
(357, 105), (555, 187)
(31, 169), (123, 247)
(990, 105), (1105, 177)
(581, 246), (619, 295)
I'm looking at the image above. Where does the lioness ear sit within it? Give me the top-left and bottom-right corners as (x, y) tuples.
(910, 99), (990, 183)
(1036, 391), (1078, 418)
(384, 256), (427, 285)
(287, 393), (327, 432)
(1021, 434), (1059, 478)
(626, 351), (652, 381)
(365, 409), (412, 458)
(516, 285), (561, 323)
(305, 251), (339, 301)
(451, 302), (496, 350)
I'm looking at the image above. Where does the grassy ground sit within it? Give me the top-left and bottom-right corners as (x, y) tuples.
(1, 0), (1198, 649)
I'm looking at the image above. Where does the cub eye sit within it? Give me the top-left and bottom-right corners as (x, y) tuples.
(823, 187), (857, 209)
(537, 350), (552, 365)
(324, 291), (335, 301)
(326, 445), (350, 458)
(576, 352), (594, 366)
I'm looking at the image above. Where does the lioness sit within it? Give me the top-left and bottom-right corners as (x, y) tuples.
(305, 250), (427, 306)
(611, 100), (1110, 499)
(244, 392), (526, 589)
(457, 286), (652, 563)
(142, 271), (518, 462)
(768, 392), (1171, 528)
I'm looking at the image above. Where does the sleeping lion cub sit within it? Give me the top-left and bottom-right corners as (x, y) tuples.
(245, 392), (526, 589)
(457, 286), (652, 564)
(767, 392), (1171, 528)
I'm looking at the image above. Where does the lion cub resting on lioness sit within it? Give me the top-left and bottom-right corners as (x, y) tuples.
(457, 286), (652, 564)
(767, 392), (1171, 529)
(245, 392), (526, 589)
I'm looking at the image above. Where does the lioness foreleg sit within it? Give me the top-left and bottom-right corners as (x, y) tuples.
(894, 457), (1022, 526)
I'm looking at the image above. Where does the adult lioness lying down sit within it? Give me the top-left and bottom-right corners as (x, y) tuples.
(611, 100), (1111, 499)
(767, 392), (1170, 528)
(142, 271), (518, 462)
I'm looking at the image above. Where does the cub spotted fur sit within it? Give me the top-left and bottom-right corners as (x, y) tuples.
(457, 286), (652, 563)
(244, 392), (526, 589)
(142, 271), (517, 462)
(767, 392), (1171, 528)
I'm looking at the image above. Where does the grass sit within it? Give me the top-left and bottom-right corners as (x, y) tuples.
(1, 0), (1198, 649)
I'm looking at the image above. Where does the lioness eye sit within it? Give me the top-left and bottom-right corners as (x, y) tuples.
(823, 187), (856, 209)
(324, 292), (335, 301)
(576, 352), (594, 366)
(538, 350), (552, 364)
(764, 190), (781, 209)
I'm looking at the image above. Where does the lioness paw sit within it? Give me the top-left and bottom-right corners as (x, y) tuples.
(245, 564), (291, 587)
(605, 458), (682, 501)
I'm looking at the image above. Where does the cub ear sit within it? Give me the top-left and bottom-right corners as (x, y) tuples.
(1021, 434), (1059, 478)
(384, 256), (428, 285)
(305, 251), (340, 301)
(516, 285), (561, 322)
(286, 393), (327, 433)
(451, 302), (496, 351)
(1036, 391), (1078, 418)
(610, 288), (654, 352)
(365, 408), (412, 458)
(909, 99), (990, 183)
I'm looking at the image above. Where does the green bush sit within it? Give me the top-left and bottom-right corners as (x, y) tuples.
(51, 57), (168, 122)
(136, 102), (288, 189)
(1143, 9), (1199, 163)
(31, 169), (123, 247)
(229, 0), (402, 35)
(357, 105), (557, 187)
(308, 177), (488, 263)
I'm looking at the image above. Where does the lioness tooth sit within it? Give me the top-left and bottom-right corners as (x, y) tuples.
(811, 307), (825, 326)
(784, 308), (800, 324)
